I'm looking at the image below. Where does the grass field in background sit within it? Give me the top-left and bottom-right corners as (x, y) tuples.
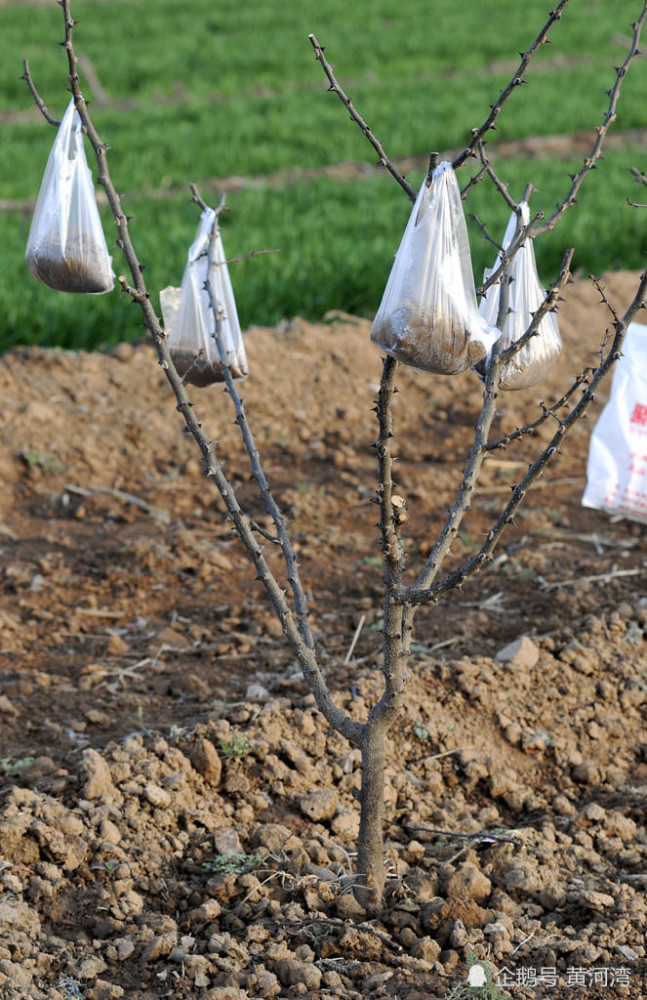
(1, 0), (645, 351)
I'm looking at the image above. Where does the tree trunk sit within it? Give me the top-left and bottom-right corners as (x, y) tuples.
(355, 723), (387, 911)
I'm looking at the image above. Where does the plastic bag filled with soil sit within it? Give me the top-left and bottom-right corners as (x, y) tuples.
(370, 161), (497, 375)
(478, 201), (561, 390)
(25, 99), (114, 294)
(160, 208), (248, 387)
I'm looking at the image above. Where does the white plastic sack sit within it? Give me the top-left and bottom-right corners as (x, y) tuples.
(370, 161), (497, 375)
(161, 208), (248, 386)
(26, 99), (114, 294)
(582, 322), (647, 524)
(479, 202), (561, 390)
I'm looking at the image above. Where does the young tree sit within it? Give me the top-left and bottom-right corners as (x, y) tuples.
(23, 0), (647, 910)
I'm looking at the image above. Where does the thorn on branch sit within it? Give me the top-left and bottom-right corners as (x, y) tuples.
(534, 7), (647, 237)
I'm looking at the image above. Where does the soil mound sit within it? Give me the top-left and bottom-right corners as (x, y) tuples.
(0, 272), (646, 998)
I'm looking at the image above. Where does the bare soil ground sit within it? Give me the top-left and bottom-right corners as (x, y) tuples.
(0, 271), (646, 1000)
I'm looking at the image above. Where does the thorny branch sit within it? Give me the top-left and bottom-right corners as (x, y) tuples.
(21, 59), (61, 126)
(375, 357), (406, 588)
(373, 354), (408, 724)
(628, 167), (647, 208)
(475, 6), (646, 287)
(476, 211), (544, 297)
(220, 247), (281, 265)
(458, 160), (490, 201)
(474, 5), (644, 293)
(307, 2), (576, 299)
(484, 372), (590, 451)
(194, 187), (315, 652)
(403, 267), (647, 607)
(308, 33), (416, 204)
(499, 247), (574, 364)
(306, 0), (647, 721)
(189, 189), (281, 262)
(307, 2), (643, 298)
(402, 249), (575, 604)
(475, 139), (519, 213)
(533, 2), (647, 236)
(309, 0), (570, 205)
(485, 274), (618, 451)
(41, 0), (362, 745)
(306, 31), (421, 747)
(189, 182), (222, 216)
(188, 183), (310, 638)
(451, 0), (571, 168)
(469, 213), (504, 253)
(591, 275), (620, 326)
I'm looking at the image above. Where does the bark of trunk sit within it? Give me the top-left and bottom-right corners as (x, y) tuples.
(354, 723), (387, 911)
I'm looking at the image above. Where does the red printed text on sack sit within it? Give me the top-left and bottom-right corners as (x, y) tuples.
(627, 451), (647, 475)
(630, 403), (647, 426)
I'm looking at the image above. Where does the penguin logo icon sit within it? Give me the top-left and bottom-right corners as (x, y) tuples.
(467, 965), (487, 988)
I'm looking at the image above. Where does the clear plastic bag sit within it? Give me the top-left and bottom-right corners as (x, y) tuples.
(479, 202), (561, 390)
(160, 208), (248, 386)
(25, 99), (114, 294)
(582, 322), (647, 524)
(370, 161), (497, 375)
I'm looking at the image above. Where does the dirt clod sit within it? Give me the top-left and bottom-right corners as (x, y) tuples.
(81, 748), (116, 800)
(191, 738), (223, 786)
(494, 634), (540, 669)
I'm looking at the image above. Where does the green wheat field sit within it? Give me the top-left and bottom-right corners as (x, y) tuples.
(1, 0), (645, 351)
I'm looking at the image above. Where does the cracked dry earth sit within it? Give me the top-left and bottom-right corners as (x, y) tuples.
(0, 271), (646, 1000)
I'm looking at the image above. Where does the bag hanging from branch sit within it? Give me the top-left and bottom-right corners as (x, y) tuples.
(25, 99), (114, 294)
(582, 322), (647, 525)
(160, 208), (248, 386)
(479, 202), (561, 390)
(370, 161), (497, 375)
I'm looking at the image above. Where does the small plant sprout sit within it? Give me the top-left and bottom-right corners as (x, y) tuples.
(218, 734), (251, 761)
(0, 756), (35, 775)
(203, 852), (263, 875)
